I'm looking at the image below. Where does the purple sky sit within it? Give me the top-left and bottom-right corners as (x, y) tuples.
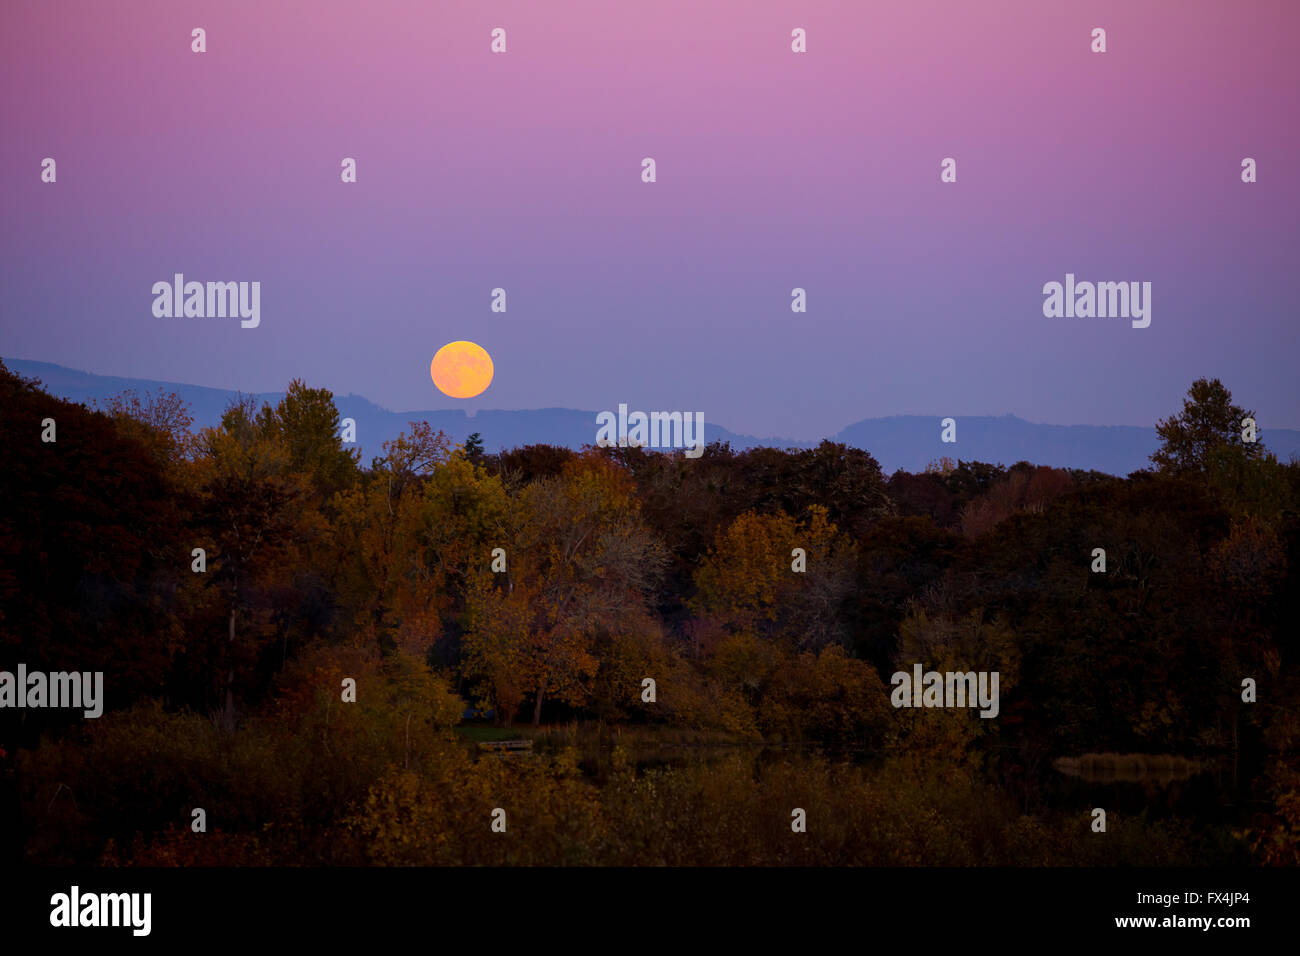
(2, 0), (1297, 439)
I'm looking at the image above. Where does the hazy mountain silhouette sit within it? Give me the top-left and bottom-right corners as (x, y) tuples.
(832, 415), (1187, 476)
(9, 358), (1298, 476)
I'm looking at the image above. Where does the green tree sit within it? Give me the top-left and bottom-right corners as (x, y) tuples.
(464, 431), (485, 464)
(1152, 378), (1262, 474)
(264, 379), (360, 498)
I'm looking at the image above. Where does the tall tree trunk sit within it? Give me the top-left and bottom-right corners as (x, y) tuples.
(532, 675), (547, 727)
(224, 606), (236, 729)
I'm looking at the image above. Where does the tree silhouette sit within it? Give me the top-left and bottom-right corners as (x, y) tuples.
(1151, 378), (1263, 474)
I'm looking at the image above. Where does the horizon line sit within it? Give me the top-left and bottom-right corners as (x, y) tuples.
(7, 356), (1299, 437)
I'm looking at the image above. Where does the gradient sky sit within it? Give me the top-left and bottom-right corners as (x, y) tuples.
(2, 0), (1297, 440)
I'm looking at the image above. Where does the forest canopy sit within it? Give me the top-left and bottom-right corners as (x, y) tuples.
(2, 362), (1297, 866)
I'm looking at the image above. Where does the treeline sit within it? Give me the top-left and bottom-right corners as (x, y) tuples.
(1, 361), (1297, 865)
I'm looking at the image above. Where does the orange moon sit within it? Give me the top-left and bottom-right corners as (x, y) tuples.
(430, 341), (494, 399)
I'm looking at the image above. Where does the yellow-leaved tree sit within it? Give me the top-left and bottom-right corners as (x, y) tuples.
(463, 452), (666, 725)
(691, 504), (856, 650)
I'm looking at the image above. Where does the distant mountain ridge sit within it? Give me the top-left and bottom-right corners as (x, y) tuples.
(8, 358), (1299, 477)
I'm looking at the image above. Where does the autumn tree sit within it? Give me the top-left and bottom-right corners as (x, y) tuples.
(483, 442), (577, 486)
(241, 383), (362, 662)
(855, 515), (961, 669)
(691, 505), (857, 651)
(334, 423), (457, 653)
(887, 605), (1022, 763)
(0, 362), (190, 737)
(411, 448), (511, 660)
(463, 453), (666, 725)
(887, 469), (960, 527)
(924, 456), (957, 476)
(331, 470), (421, 654)
(337, 427), (508, 665)
(960, 465), (1074, 539)
(195, 397), (309, 726)
(379, 420), (453, 482)
(94, 387), (198, 466)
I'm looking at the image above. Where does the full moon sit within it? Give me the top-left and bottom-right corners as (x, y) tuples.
(430, 341), (494, 399)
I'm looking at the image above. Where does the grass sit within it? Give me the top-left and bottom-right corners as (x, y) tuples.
(530, 720), (759, 759)
(455, 724), (535, 744)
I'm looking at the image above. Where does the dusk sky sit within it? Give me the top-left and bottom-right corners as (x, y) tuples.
(2, 0), (1297, 440)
